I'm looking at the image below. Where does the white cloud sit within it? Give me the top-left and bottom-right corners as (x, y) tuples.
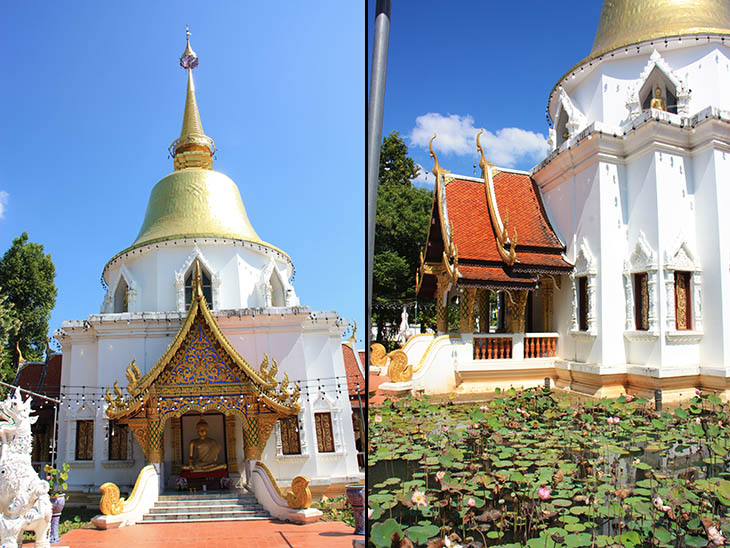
(411, 163), (435, 186)
(0, 191), (7, 219)
(409, 113), (550, 167)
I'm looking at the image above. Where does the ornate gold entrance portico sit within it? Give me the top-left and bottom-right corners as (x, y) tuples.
(105, 261), (299, 468)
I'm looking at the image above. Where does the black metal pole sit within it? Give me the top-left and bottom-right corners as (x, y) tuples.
(367, 0), (391, 356)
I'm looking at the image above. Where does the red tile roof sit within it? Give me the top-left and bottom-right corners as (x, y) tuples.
(492, 171), (564, 249)
(341, 343), (365, 408)
(418, 169), (571, 294)
(14, 353), (62, 397)
(445, 179), (502, 262)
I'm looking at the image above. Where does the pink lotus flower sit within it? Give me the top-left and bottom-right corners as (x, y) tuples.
(368, 507), (374, 519)
(696, 417), (702, 425)
(466, 424), (472, 430)
(411, 489), (427, 507)
(467, 497), (476, 507)
(696, 388), (702, 396)
(374, 416), (382, 424)
(436, 471), (445, 482)
(537, 486), (551, 501)
(625, 394), (634, 402)
(708, 525), (725, 546)
(606, 416), (620, 425)
(442, 426), (449, 433)
(653, 495), (671, 512)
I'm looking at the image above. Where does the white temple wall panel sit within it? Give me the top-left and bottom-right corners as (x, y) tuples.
(693, 146), (730, 367)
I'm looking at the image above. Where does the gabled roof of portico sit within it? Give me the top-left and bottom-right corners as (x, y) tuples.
(106, 260), (299, 421)
(416, 133), (571, 298)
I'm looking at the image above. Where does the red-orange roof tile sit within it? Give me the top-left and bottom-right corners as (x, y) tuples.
(444, 178), (502, 262)
(341, 343), (365, 406)
(492, 171), (564, 249)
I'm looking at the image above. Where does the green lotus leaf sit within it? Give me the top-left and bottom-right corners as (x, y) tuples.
(370, 518), (404, 548)
(406, 524), (440, 544)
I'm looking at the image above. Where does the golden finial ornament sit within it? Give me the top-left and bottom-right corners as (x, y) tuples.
(347, 321), (357, 343)
(429, 134), (449, 182)
(169, 25), (215, 168)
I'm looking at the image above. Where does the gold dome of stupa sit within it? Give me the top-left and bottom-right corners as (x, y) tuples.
(105, 27), (284, 270)
(591, 0), (730, 59)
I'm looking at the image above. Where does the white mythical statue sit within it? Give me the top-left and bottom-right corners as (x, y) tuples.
(0, 388), (52, 548)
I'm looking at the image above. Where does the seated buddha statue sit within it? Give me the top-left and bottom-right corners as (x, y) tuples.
(181, 419), (226, 473)
(650, 86), (667, 111)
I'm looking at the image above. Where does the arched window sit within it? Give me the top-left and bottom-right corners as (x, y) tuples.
(114, 278), (128, 313)
(184, 267), (212, 309)
(269, 271), (285, 307)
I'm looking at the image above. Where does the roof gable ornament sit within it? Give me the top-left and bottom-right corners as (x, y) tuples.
(477, 130), (517, 266)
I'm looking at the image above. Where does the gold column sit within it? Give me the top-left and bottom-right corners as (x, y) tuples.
(507, 290), (529, 333)
(459, 288), (476, 334)
(242, 416), (259, 460)
(225, 415), (239, 473)
(127, 418), (150, 462)
(436, 277), (449, 333)
(147, 397), (164, 464)
(542, 280), (554, 332)
(171, 416), (182, 475)
(243, 414), (280, 460)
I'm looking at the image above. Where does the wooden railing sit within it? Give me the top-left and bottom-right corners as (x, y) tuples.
(472, 333), (558, 360)
(524, 335), (557, 358)
(473, 337), (513, 359)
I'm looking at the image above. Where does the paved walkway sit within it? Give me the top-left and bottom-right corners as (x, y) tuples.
(29, 519), (360, 548)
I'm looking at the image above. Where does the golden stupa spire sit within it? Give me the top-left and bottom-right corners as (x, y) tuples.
(169, 26), (215, 171)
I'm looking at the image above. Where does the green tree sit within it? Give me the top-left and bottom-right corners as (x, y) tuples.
(0, 293), (20, 361)
(373, 132), (433, 345)
(0, 232), (57, 379)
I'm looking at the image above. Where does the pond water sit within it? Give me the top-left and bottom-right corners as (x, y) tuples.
(368, 388), (730, 548)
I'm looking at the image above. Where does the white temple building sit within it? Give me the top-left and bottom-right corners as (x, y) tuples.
(377, 0), (730, 402)
(53, 32), (362, 505)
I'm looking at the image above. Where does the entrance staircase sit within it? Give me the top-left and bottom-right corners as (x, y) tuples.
(141, 491), (270, 523)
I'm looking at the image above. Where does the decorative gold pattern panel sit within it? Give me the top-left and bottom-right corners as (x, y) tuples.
(225, 415), (238, 473)
(280, 416), (301, 455)
(162, 324), (242, 386)
(75, 420), (94, 461)
(109, 422), (129, 461)
(314, 412), (335, 453)
(675, 271), (692, 330)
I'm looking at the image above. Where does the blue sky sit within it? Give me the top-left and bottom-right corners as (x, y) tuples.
(369, 1), (603, 182)
(1, 3), (364, 347)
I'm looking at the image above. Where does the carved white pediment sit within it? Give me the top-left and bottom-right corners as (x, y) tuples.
(574, 239), (597, 276)
(664, 240), (699, 271)
(174, 244), (221, 310)
(626, 49), (691, 120)
(628, 231), (657, 272)
(557, 87), (588, 139)
(259, 257), (297, 307)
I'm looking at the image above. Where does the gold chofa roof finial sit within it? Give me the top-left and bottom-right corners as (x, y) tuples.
(169, 26), (216, 170)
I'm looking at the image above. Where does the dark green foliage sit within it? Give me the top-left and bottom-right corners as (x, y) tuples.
(373, 132), (434, 344)
(0, 232), (57, 380)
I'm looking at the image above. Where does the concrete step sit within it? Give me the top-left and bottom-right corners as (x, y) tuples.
(143, 490), (270, 523)
(149, 504), (263, 514)
(153, 498), (260, 508)
(140, 515), (272, 524)
(142, 509), (270, 522)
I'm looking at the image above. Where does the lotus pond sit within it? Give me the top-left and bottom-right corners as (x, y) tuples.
(368, 388), (730, 548)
